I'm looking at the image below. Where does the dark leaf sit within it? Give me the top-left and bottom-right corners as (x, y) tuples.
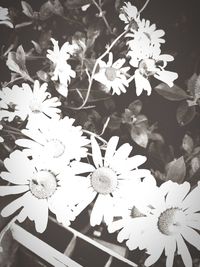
(128, 99), (142, 115)
(39, 1), (54, 20)
(182, 134), (194, 154)
(86, 26), (100, 49)
(6, 46), (33, 82)
(166, 156), (186, 183)
(155, 83), (189, 101)
(176, 101), (196, 126)
(48, 0), (64, 16)
(21, 1), (34, 18)
(108, 112), (121, 131)
(130, 125), (148, 148)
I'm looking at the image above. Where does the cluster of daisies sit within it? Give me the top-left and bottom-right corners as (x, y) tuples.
(0, 80), (200, 267)
(93, 2), (178, 96)
(0, 2), (199, 267)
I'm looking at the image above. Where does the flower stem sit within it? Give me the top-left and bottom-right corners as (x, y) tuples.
(83, 129), (107, 145)
(139, 0), (151, 13)
(92, 0), (112, 35)
(73, 29), (128, 110)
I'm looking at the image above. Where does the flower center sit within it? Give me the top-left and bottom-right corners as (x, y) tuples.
(157, 208), (185, 236)
(91, 167), (118, 194)
(29, 99), (42, 114)
(138, 58), (157, 77)
(105, 67), (117, 81)
(29, 170), (57, 199)
(45, 139), (65, 158)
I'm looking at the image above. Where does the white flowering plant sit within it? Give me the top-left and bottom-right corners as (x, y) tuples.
(0, 1), (200, 267)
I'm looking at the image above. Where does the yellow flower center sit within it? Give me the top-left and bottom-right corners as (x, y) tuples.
(91, 167), (118, 194)
(45, 139), (65, 158)
(105, 67), (117, 81)
(139, 58), (157, 77)
(30, 170), (57, 199)
(157, 208), (185, 236)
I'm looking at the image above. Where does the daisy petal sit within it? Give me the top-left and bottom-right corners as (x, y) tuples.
(91, 136), (103, 168)
(104, 136), (119, 167)
(90, 194), (106, 226)
(176, 235), (192, 267)
(181, 226), (200, 250)
(0, 185), (29, 196)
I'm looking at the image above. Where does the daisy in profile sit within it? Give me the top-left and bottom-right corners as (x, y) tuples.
(128, 42), (178, 96)
(16, 116), (89, 169)
(72, 135), (152, 227)
(94, 52), (131, 95)
(109, 180), (200, 267)
(47, 38), (77, 96)
(0, 150), (93, 232)
(119, 2), (140, 29)
(0, 80), (61, 127)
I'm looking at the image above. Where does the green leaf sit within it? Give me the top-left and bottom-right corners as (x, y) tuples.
(176, 101), (196, 126)
(165, 156), (186, 183)
(154, 83), (189, 101)
(130, 126), (148, 148)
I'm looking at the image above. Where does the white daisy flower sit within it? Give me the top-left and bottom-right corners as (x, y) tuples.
(119, 2), (140, 29)
(16, 116), (90, 170)
(0, 7), (13, 28)
(127, 18), (165, 49)
(93, 52), (131, 95)
(72, 135), (152, 227)
(128, 42), (178, 96)
(0, 124), (4, 143)
(47, 38), (76, 96)
(0, 80), (61, 127)
(0, 150), (93, 232)
(109, 180), (200, 267)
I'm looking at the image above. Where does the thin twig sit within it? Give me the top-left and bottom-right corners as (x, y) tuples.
(139, 0), (151, 13)
(92, 0), (112, 35)
(73, 29), (128, 110)
(83, 129), (107, 145)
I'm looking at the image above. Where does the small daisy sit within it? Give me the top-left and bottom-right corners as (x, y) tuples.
(0, 80), (61, 127)
(94, 52), (131, 95)
(0, 150), (93, 232)
(16, 116), (90, 169)
(109, 181), (200, 267)
(72, 135), (152, 227)
(119, 2), (140, 29)
(128, 42), (178, 96)
(0, 7), (13, 28)
(0, 124), (4, 143)
(126, 18), (165, 49)
(47, 38), (76, 96)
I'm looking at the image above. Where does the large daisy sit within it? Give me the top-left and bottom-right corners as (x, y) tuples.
(109, 180), (200, 267)
(127, 42), (178, 96)
(72, 135), (152, 227)
(93, 52), (131, 95)
(47, 38), (76, 96)
(0, 80), (61, 127)
(16, 116), (90, 170)
(0, 150), (93, 232)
